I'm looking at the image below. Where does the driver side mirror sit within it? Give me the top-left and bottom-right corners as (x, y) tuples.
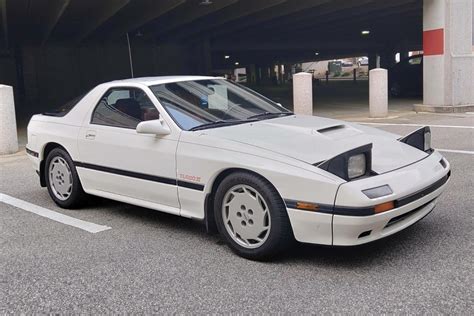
(136, 119), (170, 136)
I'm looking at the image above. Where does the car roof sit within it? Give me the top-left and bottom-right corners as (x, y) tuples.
(108, 75), (222, 86)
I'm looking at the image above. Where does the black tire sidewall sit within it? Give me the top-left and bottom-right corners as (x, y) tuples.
(214, 172), (292, 260)
(45, 148), (85, 208)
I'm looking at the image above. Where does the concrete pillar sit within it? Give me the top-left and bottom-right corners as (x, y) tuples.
(195, 38), (212, 75)
(283, 63), (292, 83)
(368, 53), (378, 70)
(293, 72), (313, 116)
(246, 64), (256, 84)
(380, 51), (396, 69)
(270, 65), (277, 85)
(418, 0), (474, 112)
(0, 85), (19, 155)
(369, 69), (388, 118)
(277, 64), (283, 85)
(260, 66), (271, 84)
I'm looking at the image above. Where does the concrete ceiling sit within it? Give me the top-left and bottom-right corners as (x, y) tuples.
(1, 0), (422, 63)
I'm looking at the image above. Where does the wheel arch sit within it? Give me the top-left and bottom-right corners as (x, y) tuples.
(39, 142), (68, 187)
(203, 167), (284, 234)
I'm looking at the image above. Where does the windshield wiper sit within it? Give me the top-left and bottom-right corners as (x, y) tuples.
(189, 119), (256, 131)
(246, 112), (293, 120)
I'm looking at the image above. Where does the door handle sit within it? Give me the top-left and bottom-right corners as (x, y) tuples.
(85, 130), (96, 140)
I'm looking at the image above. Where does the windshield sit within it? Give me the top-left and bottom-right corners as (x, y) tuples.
(150, 79), (290, 130)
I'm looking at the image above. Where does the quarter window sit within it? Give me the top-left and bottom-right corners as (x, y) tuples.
(91, 88), (160, 129)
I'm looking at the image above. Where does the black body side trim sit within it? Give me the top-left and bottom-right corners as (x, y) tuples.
(74, 162), (204, 191)
(177, 180), (205, 191)
(395, 172), (450, 207)
(284, 199), (334, 214)
(26, 147), (39, 157)
(332, 205), (375, 216)
(75, 162), (176, 185)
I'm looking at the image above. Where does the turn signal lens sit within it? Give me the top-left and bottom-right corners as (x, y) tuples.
(296, 202), (319, 211)
(374, 201), (395, 213)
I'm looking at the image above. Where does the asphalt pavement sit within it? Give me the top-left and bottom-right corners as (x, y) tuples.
(1, 111), (473, 314)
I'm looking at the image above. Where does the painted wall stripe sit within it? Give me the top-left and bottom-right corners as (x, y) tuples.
(0, 193), (111, 233)
(423, 28), (444, 56)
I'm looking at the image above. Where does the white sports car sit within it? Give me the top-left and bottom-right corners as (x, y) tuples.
(26, 76), (450, 260)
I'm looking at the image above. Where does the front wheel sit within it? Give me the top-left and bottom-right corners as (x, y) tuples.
(45, 147), (88, 208)
(214, 172), (293, 260)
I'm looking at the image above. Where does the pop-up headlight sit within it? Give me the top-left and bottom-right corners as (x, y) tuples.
(348, 154), (366, 179)
(399, 126), (432, 152)
(318, 144), (372, 181)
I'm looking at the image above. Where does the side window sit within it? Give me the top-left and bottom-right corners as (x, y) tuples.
(91, 88), (160, 129)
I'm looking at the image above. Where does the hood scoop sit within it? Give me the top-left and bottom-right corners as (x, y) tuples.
(315, 124), (362, 140)
(317, 124), (346, 134)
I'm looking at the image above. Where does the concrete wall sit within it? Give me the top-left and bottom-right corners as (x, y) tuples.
(3, 39), (195, 122)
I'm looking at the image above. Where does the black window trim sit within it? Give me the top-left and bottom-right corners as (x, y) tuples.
(89, 86), (161, 130)
(43, 90), (91, 118)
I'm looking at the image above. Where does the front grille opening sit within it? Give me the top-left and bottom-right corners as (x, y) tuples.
(385, 200), (433, 228)
(358, 230), (372, 238)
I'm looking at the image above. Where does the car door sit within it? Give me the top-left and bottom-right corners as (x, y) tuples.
(76, 86), (180, 213)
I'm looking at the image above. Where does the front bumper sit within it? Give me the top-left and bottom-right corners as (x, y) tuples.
(332, 179), (446, 246)
(286, 150), (450, 246)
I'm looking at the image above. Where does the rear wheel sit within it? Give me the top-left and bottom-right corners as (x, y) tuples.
(45, 148), (88, 208)
(214, 172), (293, 260)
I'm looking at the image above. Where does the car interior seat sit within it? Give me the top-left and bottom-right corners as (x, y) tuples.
(114, 98), (142, 120)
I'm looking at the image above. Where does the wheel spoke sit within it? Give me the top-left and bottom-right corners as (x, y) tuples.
(48, 156), (73, 201)
(221, 184), (271, 249)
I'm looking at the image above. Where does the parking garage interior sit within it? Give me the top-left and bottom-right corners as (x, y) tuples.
(0, 0), (472, 122)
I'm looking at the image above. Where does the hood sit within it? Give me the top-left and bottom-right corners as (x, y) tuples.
(204, 115), (428, 174)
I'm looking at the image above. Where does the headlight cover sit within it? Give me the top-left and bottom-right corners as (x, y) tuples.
(348, 154), (366, 179)
(318, 144), (373, 181)
(399, 126), (432, 152)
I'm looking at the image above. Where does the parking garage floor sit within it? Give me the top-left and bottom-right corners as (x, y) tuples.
(1, 83), (473, 313)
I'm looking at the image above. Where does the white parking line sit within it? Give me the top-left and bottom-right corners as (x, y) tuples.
(355, 122), (474, 129)
(436, 149), (474, 155)
(0, 193), (111, 233)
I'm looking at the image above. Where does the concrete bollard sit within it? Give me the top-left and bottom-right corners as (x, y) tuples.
(0, 85), (19, 155)
(369, 68), (388, 118)
(293, 72), (313, 115)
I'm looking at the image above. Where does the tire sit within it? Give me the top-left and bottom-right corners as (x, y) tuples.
(214, 171), (293, 260)
(45, 147), (88, 208)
